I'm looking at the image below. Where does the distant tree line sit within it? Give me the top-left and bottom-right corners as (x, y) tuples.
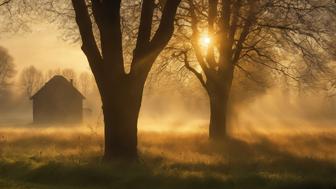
(19, 66), (97, 98)
(0, 46), (97, 103)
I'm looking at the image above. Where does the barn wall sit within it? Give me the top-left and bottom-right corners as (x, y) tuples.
(32, 86), (83, 124)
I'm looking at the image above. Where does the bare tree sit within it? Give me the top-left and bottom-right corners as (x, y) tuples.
(20, 65), (44, 98)
(62, 68), (77, 86)
(0, 46), (15, 110)
(70, 0), (181, 160)
(45, 68), (62, 81)
(78, 72), (92, 97)
(171, 0), (336, 139)
(0, 46), (15, 90)
(0, 0), (35, 33)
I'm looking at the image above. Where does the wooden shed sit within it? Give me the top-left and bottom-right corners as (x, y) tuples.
(30, 75), (85, 124)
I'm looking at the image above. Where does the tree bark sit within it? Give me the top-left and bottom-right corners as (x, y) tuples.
(207, 67), (233, 140)
(101, 78), (143, 160)
(208, 86), (231, 139)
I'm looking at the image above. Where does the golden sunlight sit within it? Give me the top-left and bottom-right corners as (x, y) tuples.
(199, 34), (211, 46)
(0, 1), (335, 188)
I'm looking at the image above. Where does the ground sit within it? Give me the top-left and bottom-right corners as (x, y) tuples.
(0, 124), (335, 189)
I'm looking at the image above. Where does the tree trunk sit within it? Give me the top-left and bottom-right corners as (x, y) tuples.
(101, 79), (143, 161)
(208, 88), (230, 140)
(71, 0), (181, 161)
(207, 69), (233, 140)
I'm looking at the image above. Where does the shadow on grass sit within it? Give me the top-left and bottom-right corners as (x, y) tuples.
(0, 136), (335, 189)
(0, 159), (334, 189)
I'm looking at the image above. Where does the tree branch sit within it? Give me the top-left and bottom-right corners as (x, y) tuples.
(131, 0), (155, 70)
(98, 0), (125, 75)
(71, 0), (102, 79)
(131, 0), (181, 75)
(232, 0), (256, 65)
(174, 50), (207, 90)
(0, 0), (10, 7)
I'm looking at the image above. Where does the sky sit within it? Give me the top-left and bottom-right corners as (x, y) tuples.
(1, 22), (90, 74)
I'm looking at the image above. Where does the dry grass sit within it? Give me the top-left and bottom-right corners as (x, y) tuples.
(0, 124), (335, 189)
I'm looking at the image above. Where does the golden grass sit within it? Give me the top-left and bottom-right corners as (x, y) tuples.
(0, 124), (335, 189)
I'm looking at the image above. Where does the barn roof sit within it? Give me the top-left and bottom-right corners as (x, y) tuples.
(30, 75), (85, 100)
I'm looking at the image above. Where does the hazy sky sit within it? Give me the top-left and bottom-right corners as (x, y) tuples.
(1, 22), (90, 74)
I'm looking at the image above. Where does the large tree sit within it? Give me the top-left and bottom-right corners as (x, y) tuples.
(171, 0), (336, 139)
(71, 0), (181, 160)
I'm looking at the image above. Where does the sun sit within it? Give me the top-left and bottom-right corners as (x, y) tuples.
(200, 35), (211, 46)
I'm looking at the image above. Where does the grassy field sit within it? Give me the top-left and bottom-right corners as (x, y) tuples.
(0, 125), (335, 189)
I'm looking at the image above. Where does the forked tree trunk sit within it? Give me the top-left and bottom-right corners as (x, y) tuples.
(71, 0), (181, 161)
(101, 79), (144, 160)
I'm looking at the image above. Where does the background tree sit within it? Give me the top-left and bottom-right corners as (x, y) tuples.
(71, 0), (181, 160)
(0, 46), (15, 91)
(0, 46), (15, 112)
(62, 68), (77, 86)
(78, 72), (93, 97)
(45, 68), (62, 81)
(170, 0), (336, 139)
(20, 65), (44, 98)
(0, 0), (34, 34)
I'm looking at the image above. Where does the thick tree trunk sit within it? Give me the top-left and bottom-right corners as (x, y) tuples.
(101, 80), (143, 161)
(208, 88), (230, 139)
(71, 0), (181, 161)
(207, 67), (234, 140)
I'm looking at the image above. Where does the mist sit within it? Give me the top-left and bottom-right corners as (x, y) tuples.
(1, 56), (336, 133)
(0, 1), (335, 188)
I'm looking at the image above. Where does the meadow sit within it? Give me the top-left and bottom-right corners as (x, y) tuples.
(0, 123), (335, 189)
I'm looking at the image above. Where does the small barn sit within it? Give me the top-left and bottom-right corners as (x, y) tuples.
(30, 75), (85, 124)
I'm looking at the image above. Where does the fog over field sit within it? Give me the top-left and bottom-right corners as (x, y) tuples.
(0, 0), (336, 189)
